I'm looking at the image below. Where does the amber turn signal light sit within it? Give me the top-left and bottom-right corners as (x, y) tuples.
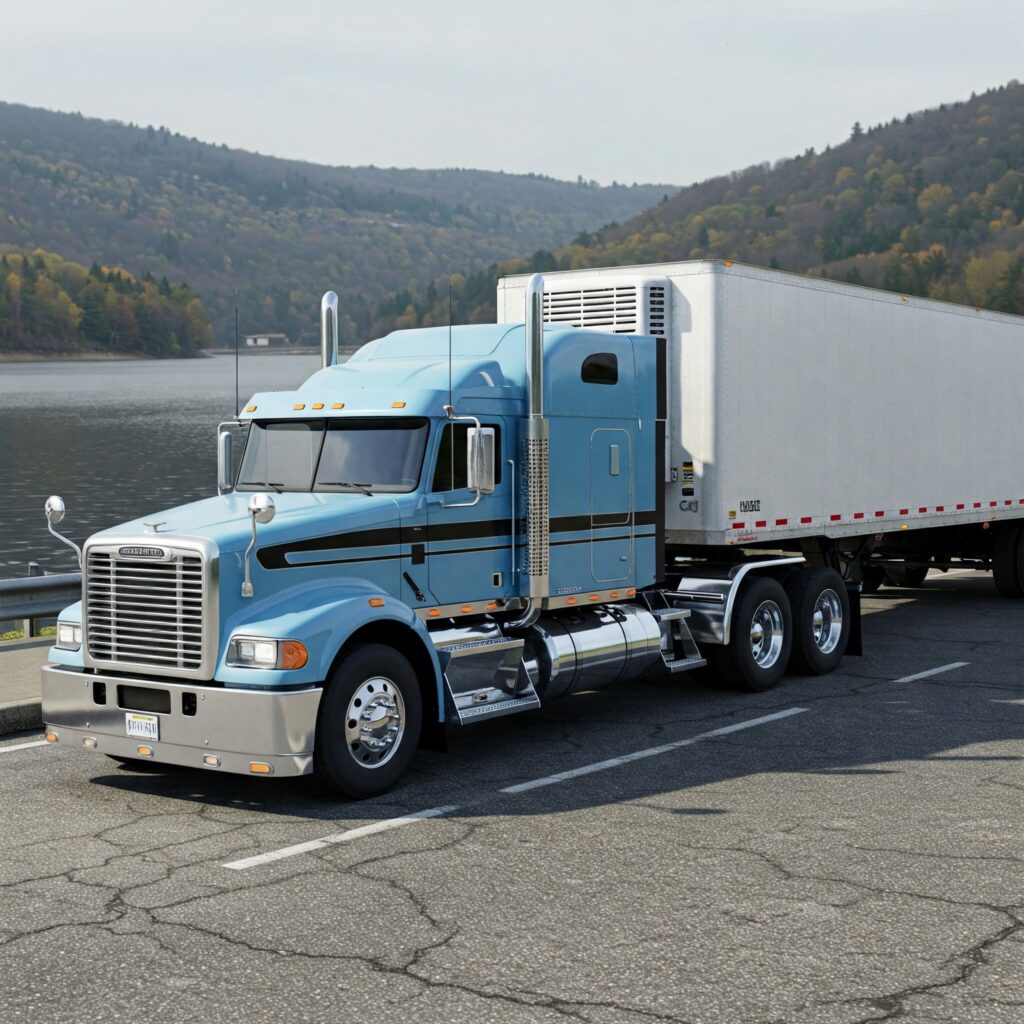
(279, 640), (308, 670)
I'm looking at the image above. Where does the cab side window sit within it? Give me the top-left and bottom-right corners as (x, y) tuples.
(432, 423), (502, 491)
(581, 352), (618, 385)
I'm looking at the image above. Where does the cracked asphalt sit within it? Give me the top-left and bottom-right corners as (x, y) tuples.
(1, 570), (1022, 1024)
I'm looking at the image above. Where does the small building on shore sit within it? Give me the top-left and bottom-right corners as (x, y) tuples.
(244, 332), (290, 348)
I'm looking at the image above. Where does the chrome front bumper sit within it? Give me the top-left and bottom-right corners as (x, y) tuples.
(41, 664), (322, 777)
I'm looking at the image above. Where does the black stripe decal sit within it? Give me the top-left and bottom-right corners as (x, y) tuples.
(259, 510), (660, 569)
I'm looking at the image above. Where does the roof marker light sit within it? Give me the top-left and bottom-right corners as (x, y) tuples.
(460, 605), (473, 613)
(312, 402), (324, 410)
(245, 405), (257, 413)
(293, 403), (306, 411)
(392, 401), (406, 409)
(428, 609), (440, 618)
(332, 402), (345, 409)
(626, 588), (636, 597)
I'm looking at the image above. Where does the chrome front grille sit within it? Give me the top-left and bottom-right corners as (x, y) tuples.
(86, 549), (206, 674)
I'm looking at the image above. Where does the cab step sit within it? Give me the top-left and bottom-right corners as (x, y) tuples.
(436, 633), (541, 725)
(640, 595), (708, 674)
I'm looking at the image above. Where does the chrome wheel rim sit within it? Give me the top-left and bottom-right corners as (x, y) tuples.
(749, 600), (784, 669)
(344, 676), (405, 769)
(812, 589), (843, 655)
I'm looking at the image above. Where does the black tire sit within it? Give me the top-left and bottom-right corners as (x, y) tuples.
(861, 564), (885, 593)
(784, 567), (851, 676)
(714, 576), (793, 692)
(884, 565), (928, 588)
(314, 643), (423, 799)
(992, 522), (1024, 598)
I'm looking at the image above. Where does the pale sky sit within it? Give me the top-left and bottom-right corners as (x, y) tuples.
(1, 0), (1020, 186)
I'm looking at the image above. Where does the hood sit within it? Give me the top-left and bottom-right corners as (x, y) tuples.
(94, 491), (405, 556)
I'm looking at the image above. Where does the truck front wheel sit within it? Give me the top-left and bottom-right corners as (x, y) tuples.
(713, 577), (792, 691)
(785, 568), (850, 675)
(314, 643), (423, 799)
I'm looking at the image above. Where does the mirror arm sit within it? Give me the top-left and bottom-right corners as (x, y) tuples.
(242, 510), (258, 597)
(217, 419), (245, 496)
(47, 521), (82, 569)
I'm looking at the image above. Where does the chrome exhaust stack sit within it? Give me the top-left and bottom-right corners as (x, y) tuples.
(321, 291), (339, 369)
(508, 274), (549, 628)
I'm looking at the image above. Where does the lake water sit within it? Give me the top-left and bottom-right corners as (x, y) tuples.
(0, 353), (321, 577)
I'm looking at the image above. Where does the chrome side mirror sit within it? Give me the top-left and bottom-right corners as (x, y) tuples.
(45, 495), (66, 525)
(43, 495), (82, 568)
(217, 430), (234, 495)
(467, 427), (496, 495)
(249, 493), (276, 524)
(242, 493), (276, 597)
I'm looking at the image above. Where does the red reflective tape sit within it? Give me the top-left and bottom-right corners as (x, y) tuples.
(732, 522), (745, 529)
(800, 516), (812, 524)
(990, 501), (998, 507)
(830, 514), (841, 522)
(935, 505), (945, 512)
(974, 502), (982, 508)
(1006, 500), (1013, 506)
(853, 512), (865, 520)
(918, 507), (927, 514)
(900, 508), (909, 516)
(775, 518), (788, 526)
(875, 510), (884, 518)
(956, 503), (965, 510)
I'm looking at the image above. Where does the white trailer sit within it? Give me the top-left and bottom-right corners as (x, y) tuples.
(499, 260), (1024, 687)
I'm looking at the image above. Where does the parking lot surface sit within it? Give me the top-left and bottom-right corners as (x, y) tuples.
(1, 571), (1021, 1023)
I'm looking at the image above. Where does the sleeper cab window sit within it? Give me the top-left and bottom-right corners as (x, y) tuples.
(581, 352), (618, 385)
(432, 422), (502, 492)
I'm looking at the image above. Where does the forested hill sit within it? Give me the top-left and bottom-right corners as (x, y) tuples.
(373, 81), (1024, 334)
(0, 102), (675, 347)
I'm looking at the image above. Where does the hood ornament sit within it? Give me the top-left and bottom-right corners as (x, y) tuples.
(143, 521), (167, 534)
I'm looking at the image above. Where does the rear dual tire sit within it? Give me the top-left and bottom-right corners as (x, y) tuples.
(712, 569), (850, 690)
(993, 522), (1024, 598)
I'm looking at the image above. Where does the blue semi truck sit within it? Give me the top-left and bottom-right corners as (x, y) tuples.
(46, 260), (1020, 797)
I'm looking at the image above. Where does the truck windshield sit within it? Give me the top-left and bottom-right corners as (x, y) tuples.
(236, 418), (429, 493)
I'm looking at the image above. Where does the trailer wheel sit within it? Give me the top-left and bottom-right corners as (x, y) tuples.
(314, 643), (423, 799)
(785, 568), (850, 675)
(714, 577), (792, 691)
(884, 565), (928, 588)
(861, 564), (885, 593)
(992, 523), (1024, 598)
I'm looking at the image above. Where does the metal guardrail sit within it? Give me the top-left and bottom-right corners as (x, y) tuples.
(0, 566), (82, 634)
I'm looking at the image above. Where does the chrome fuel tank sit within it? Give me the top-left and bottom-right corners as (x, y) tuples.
(520, 604), (663, 699)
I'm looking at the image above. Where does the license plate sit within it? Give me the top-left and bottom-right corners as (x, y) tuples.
(125, 712), (159, 741)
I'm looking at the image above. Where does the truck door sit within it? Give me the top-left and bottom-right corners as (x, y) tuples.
(424, 420), (514, 608)
(590, 428), (632, 582)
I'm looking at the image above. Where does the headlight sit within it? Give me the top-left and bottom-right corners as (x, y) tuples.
(56, 621), (82, 651)
(228, 636), (308, 670)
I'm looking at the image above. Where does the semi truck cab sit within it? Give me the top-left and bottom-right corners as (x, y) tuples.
(40, 277), (716, 797)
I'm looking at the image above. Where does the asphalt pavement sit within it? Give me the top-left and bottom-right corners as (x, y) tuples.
(0, 570), (1021, 1023)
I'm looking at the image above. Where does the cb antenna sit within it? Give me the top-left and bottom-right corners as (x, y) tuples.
(447, 277), (453, 413)
(233, 288), (240, 415)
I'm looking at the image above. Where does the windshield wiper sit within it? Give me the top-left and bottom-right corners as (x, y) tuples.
(240, 480), (284, 493)
(322, 481), (374, 496)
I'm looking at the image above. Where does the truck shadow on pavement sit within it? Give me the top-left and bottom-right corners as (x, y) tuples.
(90, 576), (1024, 826)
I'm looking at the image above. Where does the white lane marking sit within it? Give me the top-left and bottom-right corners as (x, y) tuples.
(223, 804), (458, 870)
(0, 739), (49, 754)
(500, 707), (808, 794)
(224, 707), (807, 870)
(894, 662), (969, 683)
